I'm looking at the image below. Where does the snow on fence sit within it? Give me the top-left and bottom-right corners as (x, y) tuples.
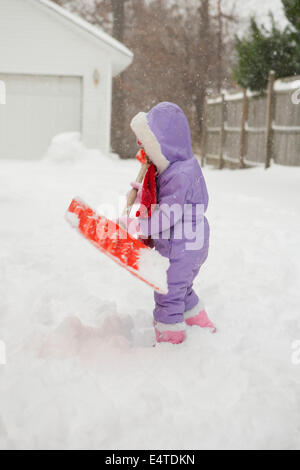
(201, 72), (300, 168)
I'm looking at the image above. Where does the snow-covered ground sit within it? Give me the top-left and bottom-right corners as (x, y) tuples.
(1, 138), (300, 450)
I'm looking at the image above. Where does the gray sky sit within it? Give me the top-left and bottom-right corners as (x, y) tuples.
(221, 0), (288, 35)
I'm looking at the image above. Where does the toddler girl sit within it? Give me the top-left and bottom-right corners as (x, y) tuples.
(122, 102), (215, 344)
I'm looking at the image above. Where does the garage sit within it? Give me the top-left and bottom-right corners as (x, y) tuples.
(0, 74), (82, 159)
(0, 0), (133, 159)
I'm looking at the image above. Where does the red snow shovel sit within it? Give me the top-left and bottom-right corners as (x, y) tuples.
(66, 151), (169, 294)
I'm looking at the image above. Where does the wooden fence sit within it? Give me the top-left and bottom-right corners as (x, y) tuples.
(201, 72), (300, 168)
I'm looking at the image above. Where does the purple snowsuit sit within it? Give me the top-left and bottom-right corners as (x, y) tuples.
(131, 102), (210, 326)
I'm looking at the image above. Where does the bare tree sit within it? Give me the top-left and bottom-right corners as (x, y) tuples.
(51, 0), (112, 30)
(214, 0), (237, 92)
(51, 0), (236, 156)
(110, 0), (130, 158)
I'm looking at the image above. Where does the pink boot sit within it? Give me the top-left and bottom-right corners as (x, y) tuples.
(184, 302), (217, 334)
(154, 322), (186, 345)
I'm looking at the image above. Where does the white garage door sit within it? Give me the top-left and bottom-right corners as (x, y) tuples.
(0, 74), (82, 159)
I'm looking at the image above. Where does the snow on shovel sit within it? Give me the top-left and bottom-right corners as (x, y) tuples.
(66, 151), (170, 294)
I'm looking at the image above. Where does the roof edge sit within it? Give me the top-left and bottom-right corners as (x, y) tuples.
(30, 0), (133, 62)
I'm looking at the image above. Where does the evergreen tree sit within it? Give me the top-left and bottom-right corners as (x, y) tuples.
(282, 0), (300, 32)
(282, 0), (300, 68)
(233, 1), (300, 91)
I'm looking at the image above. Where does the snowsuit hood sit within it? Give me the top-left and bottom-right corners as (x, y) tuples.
(131, 102), (193, 174)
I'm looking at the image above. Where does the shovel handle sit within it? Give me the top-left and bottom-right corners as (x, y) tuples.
(123, 163), (148, 216)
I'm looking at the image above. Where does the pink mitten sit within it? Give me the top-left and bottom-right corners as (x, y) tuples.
(130, 182), (143, 204)
(118, 216), (141, 237)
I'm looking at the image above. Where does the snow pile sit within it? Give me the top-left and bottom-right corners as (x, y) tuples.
(0, 152), (300, 450)
(138, 247), (170, 295)
(44, 132), (102, 163)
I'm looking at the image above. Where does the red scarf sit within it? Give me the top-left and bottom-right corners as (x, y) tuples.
(136, 163), (157, 219)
